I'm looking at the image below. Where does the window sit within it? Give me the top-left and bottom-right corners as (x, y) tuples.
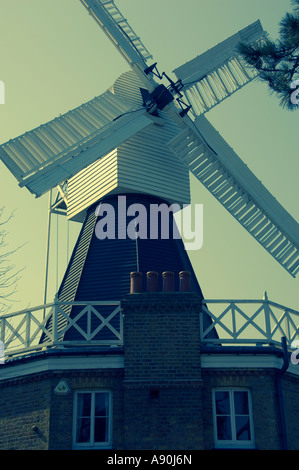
(212, 389), (254, 449)
(73, 391), (112, 449)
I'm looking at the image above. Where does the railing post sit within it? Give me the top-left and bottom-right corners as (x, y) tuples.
(231, 303), (237, 340)
(25, 311), (31, 348)
(0, 318), (5, 346)
(120, 304), (124, 345)
(263, 291), (272, 344)
(87, 304), (91, 341)
(284, 309), (291, 345)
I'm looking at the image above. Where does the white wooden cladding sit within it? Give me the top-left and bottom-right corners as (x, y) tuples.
(169, 116), (299, 277)
(67, 71), (190, 221)
(117, 111), (190, 201)
(0, 90), (152, 197)
(173, 20), (266, 115)
(67, 149), (118, 221)
(67, 110), (190, 221)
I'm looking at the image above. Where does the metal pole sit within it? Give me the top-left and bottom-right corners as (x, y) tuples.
(43, 189), (52, 318)
(277, 336), (289, 450)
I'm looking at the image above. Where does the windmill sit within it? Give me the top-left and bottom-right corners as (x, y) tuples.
(0, 0), (299, 337)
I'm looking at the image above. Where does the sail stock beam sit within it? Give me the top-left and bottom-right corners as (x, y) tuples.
(168, 115), (299, 277)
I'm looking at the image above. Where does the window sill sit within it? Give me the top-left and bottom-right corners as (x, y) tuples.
(72, 445), (112, 450)
(213, 446), (257, 451)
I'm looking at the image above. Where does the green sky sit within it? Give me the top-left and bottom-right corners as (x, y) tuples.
(0, 0), (298, 315)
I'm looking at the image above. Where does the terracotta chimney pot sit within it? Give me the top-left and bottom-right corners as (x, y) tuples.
(162, 271), (175, 292)
(179, 271), (191, 292)
(130, 272), (143, 293)
(146, 271), (159, 292)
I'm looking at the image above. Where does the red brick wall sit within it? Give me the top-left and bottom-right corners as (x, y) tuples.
(0, 369), (124, 450)
(0, 373), (51, 450)
(201, 368), (286, 450)
(282, 373), (299, 450)
(122, 292), (205, 450)
(1, 290), (299, 450)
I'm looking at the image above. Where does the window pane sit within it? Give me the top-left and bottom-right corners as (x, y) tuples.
(77, 393), (91, 417)
(234, 391), (249, 415)
(76, 417), (91, 443)
(95, 393), (109, 417)
(235, 415), (251, 441)
(94, 417), (108, 443)
(216, 416), (232, 440)
(215, 391), (230, 415)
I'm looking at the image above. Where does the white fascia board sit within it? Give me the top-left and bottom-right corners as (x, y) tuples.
(201, 353), (299, 376)
(0, 353), (124, 381)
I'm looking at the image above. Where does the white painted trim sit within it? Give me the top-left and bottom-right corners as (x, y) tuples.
(1, 352), (299, 381)
(0, 354), (124, 381)
(201, 353), (299, 376)
(72, 389), (113, 450)
(212, 388), (255, 449)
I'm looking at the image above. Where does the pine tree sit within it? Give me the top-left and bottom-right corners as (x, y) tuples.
(238, 0), (299, 110)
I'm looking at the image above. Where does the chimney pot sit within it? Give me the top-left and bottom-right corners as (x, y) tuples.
(162, 271), (175, 292)
(146, 271), (159, 292)
(130, 272), (143, 293)
(179, 271), (191, 292)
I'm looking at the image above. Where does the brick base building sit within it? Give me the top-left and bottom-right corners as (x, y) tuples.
(0, 288), (298, 450)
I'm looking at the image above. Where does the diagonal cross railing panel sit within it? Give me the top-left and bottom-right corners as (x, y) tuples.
(0, 300), (122, 359)
(1, 298), (299, 360)
(201, 299), (299, 348)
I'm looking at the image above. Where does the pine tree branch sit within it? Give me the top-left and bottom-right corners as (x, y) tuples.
(238, 4), (299, 110)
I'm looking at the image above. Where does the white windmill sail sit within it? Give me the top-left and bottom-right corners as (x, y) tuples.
(173, 20), (267, 115)
(0, 88), (154, 197)
(1, 0), (297, 278)
(168, 116), (299, 277)
(79, 0), (156, 90)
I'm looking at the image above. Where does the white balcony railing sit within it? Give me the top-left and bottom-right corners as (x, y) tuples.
(201, 298), (299, 348)
(0, 300), (122, 359)
(0, 297), (299, 360)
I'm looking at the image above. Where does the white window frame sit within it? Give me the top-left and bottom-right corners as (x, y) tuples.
(72, 390), (112, 450)
(212, 388), (255, 449)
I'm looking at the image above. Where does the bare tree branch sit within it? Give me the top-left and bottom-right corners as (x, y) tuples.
(0, 207), (25, 315)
